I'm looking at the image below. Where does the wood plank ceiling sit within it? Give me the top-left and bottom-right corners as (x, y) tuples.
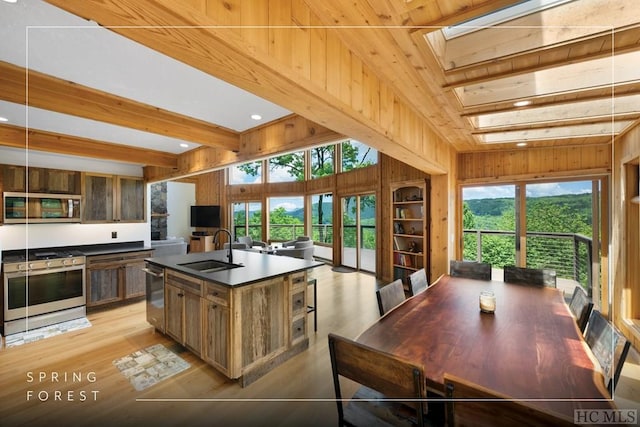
(2, 0), (639, 172)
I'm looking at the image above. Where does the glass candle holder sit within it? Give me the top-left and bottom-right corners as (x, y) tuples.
(479, 290), (496, 313)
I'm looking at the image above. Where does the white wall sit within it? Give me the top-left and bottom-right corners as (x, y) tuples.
(0, 147), (149, 252)
(166, 181), (195, 241)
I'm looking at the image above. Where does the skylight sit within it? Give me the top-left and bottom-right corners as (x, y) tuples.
(441, 0), (575, 39)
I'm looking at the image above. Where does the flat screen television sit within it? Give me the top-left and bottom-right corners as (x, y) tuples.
(190, 205), (221, 228)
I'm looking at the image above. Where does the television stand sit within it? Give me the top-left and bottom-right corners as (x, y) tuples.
(190, 235), (213, 253)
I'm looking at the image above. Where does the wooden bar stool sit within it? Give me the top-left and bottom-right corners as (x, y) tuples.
(307, 278), (317, 332)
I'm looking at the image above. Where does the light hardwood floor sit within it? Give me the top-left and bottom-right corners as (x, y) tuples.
(0, 265), (638, 427)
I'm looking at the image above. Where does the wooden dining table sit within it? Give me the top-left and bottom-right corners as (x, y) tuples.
(355, 275), (615, 417)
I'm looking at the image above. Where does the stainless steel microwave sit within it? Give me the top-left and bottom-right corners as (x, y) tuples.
(3, 192), (82, 223)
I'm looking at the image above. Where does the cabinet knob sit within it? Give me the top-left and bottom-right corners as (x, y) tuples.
(210, 304), (217, 309)
(177, 292), (184, 297)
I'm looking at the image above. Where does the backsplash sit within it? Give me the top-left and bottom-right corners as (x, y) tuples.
(0, 222), (149, 251)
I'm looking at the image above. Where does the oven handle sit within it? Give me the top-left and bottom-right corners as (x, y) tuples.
(142, 268), (164, 278)
(4, 264), (85, 278)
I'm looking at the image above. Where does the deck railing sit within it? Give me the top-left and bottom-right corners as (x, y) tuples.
(234, 223), (377, 248)
(463, 229), (594, 294)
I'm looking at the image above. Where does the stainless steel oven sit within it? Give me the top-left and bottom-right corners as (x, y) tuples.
(3, 253), (86, 335)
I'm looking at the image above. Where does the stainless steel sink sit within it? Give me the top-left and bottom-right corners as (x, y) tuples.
(178, 259), (243, 273)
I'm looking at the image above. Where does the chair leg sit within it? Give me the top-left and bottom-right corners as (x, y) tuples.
(307, 278), (317, 332)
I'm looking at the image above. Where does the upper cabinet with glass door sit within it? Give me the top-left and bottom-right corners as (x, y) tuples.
(83, 173), (145, 223)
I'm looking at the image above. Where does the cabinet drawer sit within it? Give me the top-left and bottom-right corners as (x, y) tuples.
(289, 272), (306, 286)
(291, 288), (306, 315)
(166, 270), (203, 296)
(204, 282), (229, 306)
(291, 317), (306, 342)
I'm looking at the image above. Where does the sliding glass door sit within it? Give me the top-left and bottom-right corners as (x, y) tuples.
(341, 194), (376, 273)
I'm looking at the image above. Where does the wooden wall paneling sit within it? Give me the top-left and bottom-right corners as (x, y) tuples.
(305, 174), (335, 195)
(457, 145), (612, 183)
(227, 184), (265, 200)
(613, 123), (640, 349)
(265, 181), (306, 196)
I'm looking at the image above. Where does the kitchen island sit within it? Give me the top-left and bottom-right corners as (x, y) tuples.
(146, 249), (322, 386)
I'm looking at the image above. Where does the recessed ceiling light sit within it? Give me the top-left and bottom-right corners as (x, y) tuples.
(179, 143), (189, 148)
(513, 100), (532, 107)
(516, 142), (528, 147)
(251, 114), (262, 121)
(0, 116), (8, 122)
(2, 0), (18, 3)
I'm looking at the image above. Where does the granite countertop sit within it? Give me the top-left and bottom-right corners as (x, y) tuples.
(1, 241), (152, 261)
(146, 249), (323, 287)
(79, 241), (153, 257)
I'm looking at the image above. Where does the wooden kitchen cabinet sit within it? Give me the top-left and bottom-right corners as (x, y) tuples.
(86, 250), (153, 307)
(203, 282), (230, 374)
(2, 165), (80, 194)
(83, 173), (145, 223)
(289, 272), (308, 346)
(165, 270), (203, 356)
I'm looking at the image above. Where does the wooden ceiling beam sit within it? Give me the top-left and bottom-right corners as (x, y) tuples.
(44, 0), (452, 174)
(0, 124), (178, 168)
(0, 61), (240, 151)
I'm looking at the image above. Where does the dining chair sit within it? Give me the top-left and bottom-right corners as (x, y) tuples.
(568, 286), (593, 334)
(503, 265), (557, 287)
(376, 279), (406, 316)
(443, 373), (575, 427)
(584, 310), (631, 395)
(328, 333), (427, 427)
(408, 268), (428, 296)
(449, 260), (492, 281)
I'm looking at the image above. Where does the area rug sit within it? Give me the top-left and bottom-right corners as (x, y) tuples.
(112, 343), (190, 391)
(3, 317), (92, 349)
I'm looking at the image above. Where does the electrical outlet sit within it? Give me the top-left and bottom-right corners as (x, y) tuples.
(112, 231), (117, 239)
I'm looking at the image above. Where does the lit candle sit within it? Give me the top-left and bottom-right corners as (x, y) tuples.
(479, 291), (496, 313)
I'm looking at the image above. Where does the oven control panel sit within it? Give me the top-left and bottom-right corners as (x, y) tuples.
(3, 256), (86, 273)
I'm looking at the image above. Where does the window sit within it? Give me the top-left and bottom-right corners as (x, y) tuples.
(341, 140), (377, 172)
(310, 145), (335, 179)
(268, 196), (304, 242)
(229, 161), (262, 184)
(232, 202), (262, 241)
(268, 152), (305, 182)
(462, 179), (602, 304)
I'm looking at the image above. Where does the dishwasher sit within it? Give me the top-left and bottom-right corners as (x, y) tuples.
(143, 262), (165, 333)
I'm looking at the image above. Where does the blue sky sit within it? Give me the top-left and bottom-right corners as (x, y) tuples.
(463, 181), (593, 200)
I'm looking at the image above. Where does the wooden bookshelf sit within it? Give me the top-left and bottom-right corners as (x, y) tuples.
(390, 180), (429, 287)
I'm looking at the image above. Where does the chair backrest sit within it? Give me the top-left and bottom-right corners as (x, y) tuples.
(444, 373), (575, 427)
(328, 333), (426, 427)
(450, 260), (492, 281)
(223, 242), (249, 249)
(376, 279), (406, 316)
(237, 235), (253, 246)
(503, 265), (556, 287)
(568, 286), (593, 333)
(408, 268), (428, 296)
(584, 310), (631, 395)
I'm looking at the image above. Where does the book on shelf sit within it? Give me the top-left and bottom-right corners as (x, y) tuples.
(398, 254), (413, 267)
(393, 236), (405, 251)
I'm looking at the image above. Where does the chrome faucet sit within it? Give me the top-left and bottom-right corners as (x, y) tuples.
(213, 228), (233, 264)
